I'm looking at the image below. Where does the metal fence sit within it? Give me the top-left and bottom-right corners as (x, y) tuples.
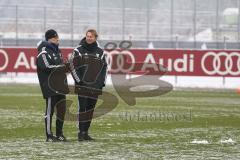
(0, 0), (240, 49)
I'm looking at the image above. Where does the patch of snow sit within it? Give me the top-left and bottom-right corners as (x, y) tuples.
(220, 138), (235, 144)
(190, 139), (209, 144)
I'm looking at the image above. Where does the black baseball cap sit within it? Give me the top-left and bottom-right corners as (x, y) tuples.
(45, 29), (58, 41)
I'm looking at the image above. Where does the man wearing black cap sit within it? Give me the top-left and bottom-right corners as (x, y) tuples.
(36, 29), (68, 142)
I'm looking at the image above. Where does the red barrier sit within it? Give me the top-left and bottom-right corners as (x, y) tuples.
(0, 48), (239, 77)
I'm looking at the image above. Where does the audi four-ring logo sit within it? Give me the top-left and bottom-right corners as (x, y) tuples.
(201, 51), (240, 76)
(105, 50), (135, 73)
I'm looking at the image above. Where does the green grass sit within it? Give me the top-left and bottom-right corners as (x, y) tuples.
(0, 84), (240, 159)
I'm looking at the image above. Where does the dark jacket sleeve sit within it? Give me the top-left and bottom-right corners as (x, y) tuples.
(37, 51), (60, 72)
(37, 47), (66, 72)
(97, 53), (108, 88)
(69, 47), (83, 83)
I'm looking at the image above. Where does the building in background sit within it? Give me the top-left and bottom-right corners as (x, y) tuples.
(0, 0), (240, 49)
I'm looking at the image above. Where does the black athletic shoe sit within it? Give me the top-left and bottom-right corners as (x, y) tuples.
(56, 135), (67, 142)
(78, 132), (94, 141)
(46, 135), (58, 142)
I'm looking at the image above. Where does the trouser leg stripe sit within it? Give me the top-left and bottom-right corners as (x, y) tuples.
(47, 97), (52, 135)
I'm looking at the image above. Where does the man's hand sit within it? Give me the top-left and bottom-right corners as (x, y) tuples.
(64, 62), (70, 73)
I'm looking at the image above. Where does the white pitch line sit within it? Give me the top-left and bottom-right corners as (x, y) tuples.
(0, 93), (42, 97)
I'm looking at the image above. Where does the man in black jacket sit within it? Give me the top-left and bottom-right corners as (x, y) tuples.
(36, 29), (68, 142)
(69, 29), (107, 141)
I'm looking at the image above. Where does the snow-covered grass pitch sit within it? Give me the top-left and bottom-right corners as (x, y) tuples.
(0, 84), (240, 159)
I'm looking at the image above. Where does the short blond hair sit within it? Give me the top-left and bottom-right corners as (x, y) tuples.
(86, 29), (98, 39)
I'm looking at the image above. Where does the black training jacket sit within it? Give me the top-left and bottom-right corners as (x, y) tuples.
(36, 41), (68, 99)
(69, 38), (107, 92)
